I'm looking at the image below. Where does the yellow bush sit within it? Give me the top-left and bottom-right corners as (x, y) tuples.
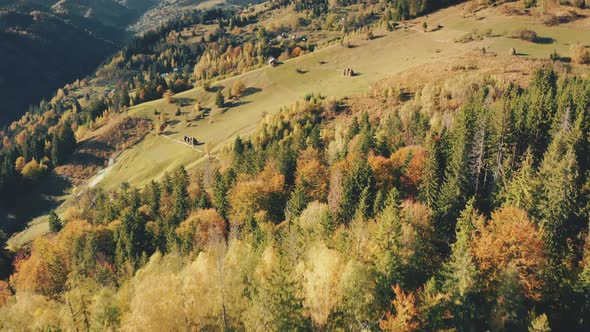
(571, 44), (590, 64)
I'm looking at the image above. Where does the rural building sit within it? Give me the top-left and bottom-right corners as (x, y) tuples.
(268, 57), (278, 67)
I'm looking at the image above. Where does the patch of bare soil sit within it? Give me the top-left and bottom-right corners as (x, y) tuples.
(55, 116), (151, 185)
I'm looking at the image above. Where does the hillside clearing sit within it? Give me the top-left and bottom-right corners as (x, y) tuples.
(98, 18), (483, 190)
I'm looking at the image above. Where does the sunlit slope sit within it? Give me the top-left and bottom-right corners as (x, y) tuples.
(100, 2), (590, 190)
(98, 23), (477, 190)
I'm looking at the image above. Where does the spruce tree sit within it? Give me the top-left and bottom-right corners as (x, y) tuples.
(51, 130), (62, 166)
(372, 188), (385, 216)
(538, 127), (579, 261)
(526, 69), (558, 161)
(498, 149), (539, 219)
(285, 184), (308, 221)
(172, 166), (190, 224)
(441, 199), (482, 330)
(353, 186), (371, 221)
(436, 98), (478, 244)
(48, 210), (62, 233)
(370, 187), (403, 308)
(145, 180), (161, 217)
(213, 170), (231, 221)
(419, 132), (444, 210)
(575, 226), (590, 329)
(347, 116), (360, 141)
(215, 90), (225, 108)
(338, 158), (374, 224)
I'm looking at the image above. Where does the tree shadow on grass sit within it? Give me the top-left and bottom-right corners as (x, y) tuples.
(534, 37), (555, 44)
(227, 100), (252, 108)
(241, 87), (262, 97)
(206, 85), (224, 93)
(176, 97), (195, 106)
(1, 173), (72, 237)
(429, 25), (444, 32)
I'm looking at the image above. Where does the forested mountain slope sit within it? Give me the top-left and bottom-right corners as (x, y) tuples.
(0, 11), (117, 124)
(1, 0), (590, 330)
(2, 66), (590, 331)
(0, 0), (156, 125)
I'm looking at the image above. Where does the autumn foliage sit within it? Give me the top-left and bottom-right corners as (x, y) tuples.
(473, 207), (546, 300)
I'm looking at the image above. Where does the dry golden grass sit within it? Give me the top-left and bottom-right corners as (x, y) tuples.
(372, 52), (546, 93)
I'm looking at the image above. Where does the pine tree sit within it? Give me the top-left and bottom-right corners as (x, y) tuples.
(419, 132), (444, 210)
(172, 166), (190, 224)
(538, 127), (579, 261)
(285, 184), (309, 221)
(436, 98), (479, 244)
(338, 158), (374, 224)
(48, 210), (62, 233)
(441, 199), (482, 330)
(498, 149), (539, 218)
(353, 186), (371, 221)
(215, 90), (225, 108)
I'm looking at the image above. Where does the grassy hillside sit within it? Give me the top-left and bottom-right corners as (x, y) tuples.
(96, 2), (590, 190)
(9, 1), (590, 247)
(98, 24), (473, 190)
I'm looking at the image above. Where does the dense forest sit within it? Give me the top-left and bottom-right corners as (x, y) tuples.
(1, 68), (589, 330)
(3, 0), (590, 330)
